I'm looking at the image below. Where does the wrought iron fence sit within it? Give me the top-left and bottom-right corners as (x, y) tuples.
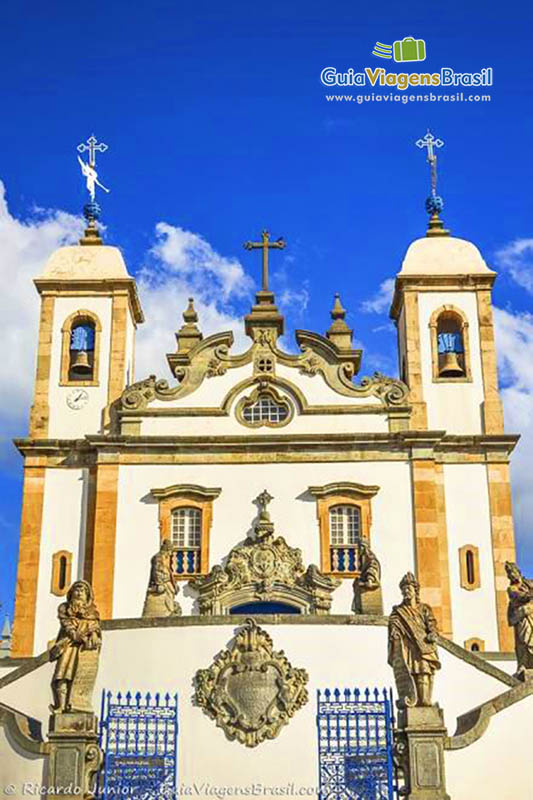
(98, 690), (178, 800)
(317, 687), (396, 800)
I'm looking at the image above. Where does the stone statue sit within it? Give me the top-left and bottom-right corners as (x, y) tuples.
(142, 539), (182, 618)
(505, 561), (533, 680)
(352, 541), (383, 614)
(388, 572), (441, 707)
(49, 580), (102, 714)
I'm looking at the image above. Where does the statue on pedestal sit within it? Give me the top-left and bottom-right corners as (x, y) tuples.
(351, 541), (383, 615)
(388, 572), (441, 707)
(143, 539), (182, 618)
(49, 580), (102, 714)
(505, 561), (533, 680)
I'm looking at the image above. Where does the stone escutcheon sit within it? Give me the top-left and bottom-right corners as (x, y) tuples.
(194, 618), (309, 747)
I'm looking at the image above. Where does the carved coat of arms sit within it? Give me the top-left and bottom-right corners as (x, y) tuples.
(194, 619), (308, 747)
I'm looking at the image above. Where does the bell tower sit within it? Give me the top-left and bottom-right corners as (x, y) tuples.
(29, 140), (144, 440)
(11, 142), (144, 657)
(30, 214), (143, 439)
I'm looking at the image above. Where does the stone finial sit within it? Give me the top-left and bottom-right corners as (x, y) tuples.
(326, 294), (353, 349)
(176, 297), (203, 352)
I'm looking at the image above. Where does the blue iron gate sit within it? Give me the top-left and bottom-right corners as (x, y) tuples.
(317, 687), (396, 800)
(98, 690), (178, 800)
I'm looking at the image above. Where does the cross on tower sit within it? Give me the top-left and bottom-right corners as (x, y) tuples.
(416, 129), (444, 196)
(77, 134), (108, 168)
(243, 230), (286, 293)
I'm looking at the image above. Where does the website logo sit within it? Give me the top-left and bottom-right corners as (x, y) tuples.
(373, 37), (426, 63)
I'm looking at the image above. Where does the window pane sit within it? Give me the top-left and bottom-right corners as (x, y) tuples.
(329, 505), (361, 545)
(242, 394), (289, 423)
(171, 507), (202, 548)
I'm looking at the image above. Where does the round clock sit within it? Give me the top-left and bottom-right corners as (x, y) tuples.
(66, 388), (89, 410)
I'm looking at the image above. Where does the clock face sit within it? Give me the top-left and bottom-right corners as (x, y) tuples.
(66, 388), (89, 410)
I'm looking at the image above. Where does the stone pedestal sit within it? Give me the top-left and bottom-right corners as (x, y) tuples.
(47, 712), (102, 799)
(352, 583), (383, 615)
(396, 706), (450, 800)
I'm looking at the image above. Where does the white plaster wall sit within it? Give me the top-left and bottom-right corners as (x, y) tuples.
(447, 692), (533, 799)
(48, 296), (112, 438)
(113, 461), (414, 619)
(0, 625), (528, 798)
(33, 469), (88, 655)
(139, 408), (389, 436)
(417, 291), (485, 434)
(444, 464), (499, 651)
(0, 726), (47, 793)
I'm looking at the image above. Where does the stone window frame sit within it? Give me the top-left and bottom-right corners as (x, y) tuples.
(51, 550), (72, 596)
(150, 484), (221, 581)
(464, 637), (485, 653)
(459, 544), (481, 591)
(60, 309), (102, 387)
(235, 384), (294, 429)
(429, 304), (472, 383)
(308, 482), (380, 578)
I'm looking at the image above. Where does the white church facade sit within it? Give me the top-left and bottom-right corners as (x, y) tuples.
(1, 197), (532, 800)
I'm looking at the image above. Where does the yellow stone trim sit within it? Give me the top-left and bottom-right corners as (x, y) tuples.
(458, 544), (481, 591)
(59, 309), (102, 387)
(429, 304), (472, 383)
(106, 293), (129, 426)
(487, 461), (516, 651)
(309, 483), (379, 578)
(91, 462), (120, 619)
(476, 290), (505, 434)
(11, 466), (46, 656)
(154, 487), (218, 580)
(411, 459), (453, 637)
(464, 637), (485, 652)
(29, 295), (55, 439)
(50, 549), (73, 596)
(403, 292), (428, 429)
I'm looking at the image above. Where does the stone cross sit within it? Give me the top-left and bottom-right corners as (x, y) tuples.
(243, 230), (286, 292)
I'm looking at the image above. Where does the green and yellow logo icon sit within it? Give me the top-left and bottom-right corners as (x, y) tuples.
(373, 37), (426, 63)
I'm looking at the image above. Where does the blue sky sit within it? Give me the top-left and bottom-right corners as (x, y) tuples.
(1, 0), (533, 618)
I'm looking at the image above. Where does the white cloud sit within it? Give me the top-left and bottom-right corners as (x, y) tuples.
(135, 226), (253, 381)
(0, 182), (82, 465)
(494, 238), (533, 294)
(493, 306), (533, 554)
(360, 278), (395, 314)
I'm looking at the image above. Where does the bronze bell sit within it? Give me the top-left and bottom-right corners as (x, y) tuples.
(439, 351), (464, 378)
(70, 350), (92, 375)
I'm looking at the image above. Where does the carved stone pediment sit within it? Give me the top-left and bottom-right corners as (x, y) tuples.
(194, 618), (308, 747)
(190, 491), (340, 614)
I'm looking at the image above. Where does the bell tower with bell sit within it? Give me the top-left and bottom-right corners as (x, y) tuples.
(390, 130), (504, 436)
(29, 135), (144, 440)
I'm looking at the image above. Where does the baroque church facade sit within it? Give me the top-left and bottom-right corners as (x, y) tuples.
(1, 202), (532, 800)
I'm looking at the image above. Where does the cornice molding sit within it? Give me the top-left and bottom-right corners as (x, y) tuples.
(34, 277), (144, 323)
(308, 481), (380, 499)
(390, 272), (497, 321)
(150, 484), (222, 501)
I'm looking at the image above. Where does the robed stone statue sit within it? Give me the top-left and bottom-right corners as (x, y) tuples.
(505, 561), (533, 680)
(352, 541), (382, 614)
(143, 539), (182, 618)
(49, 580), (102, 714)
(388, 572), (441, 707)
